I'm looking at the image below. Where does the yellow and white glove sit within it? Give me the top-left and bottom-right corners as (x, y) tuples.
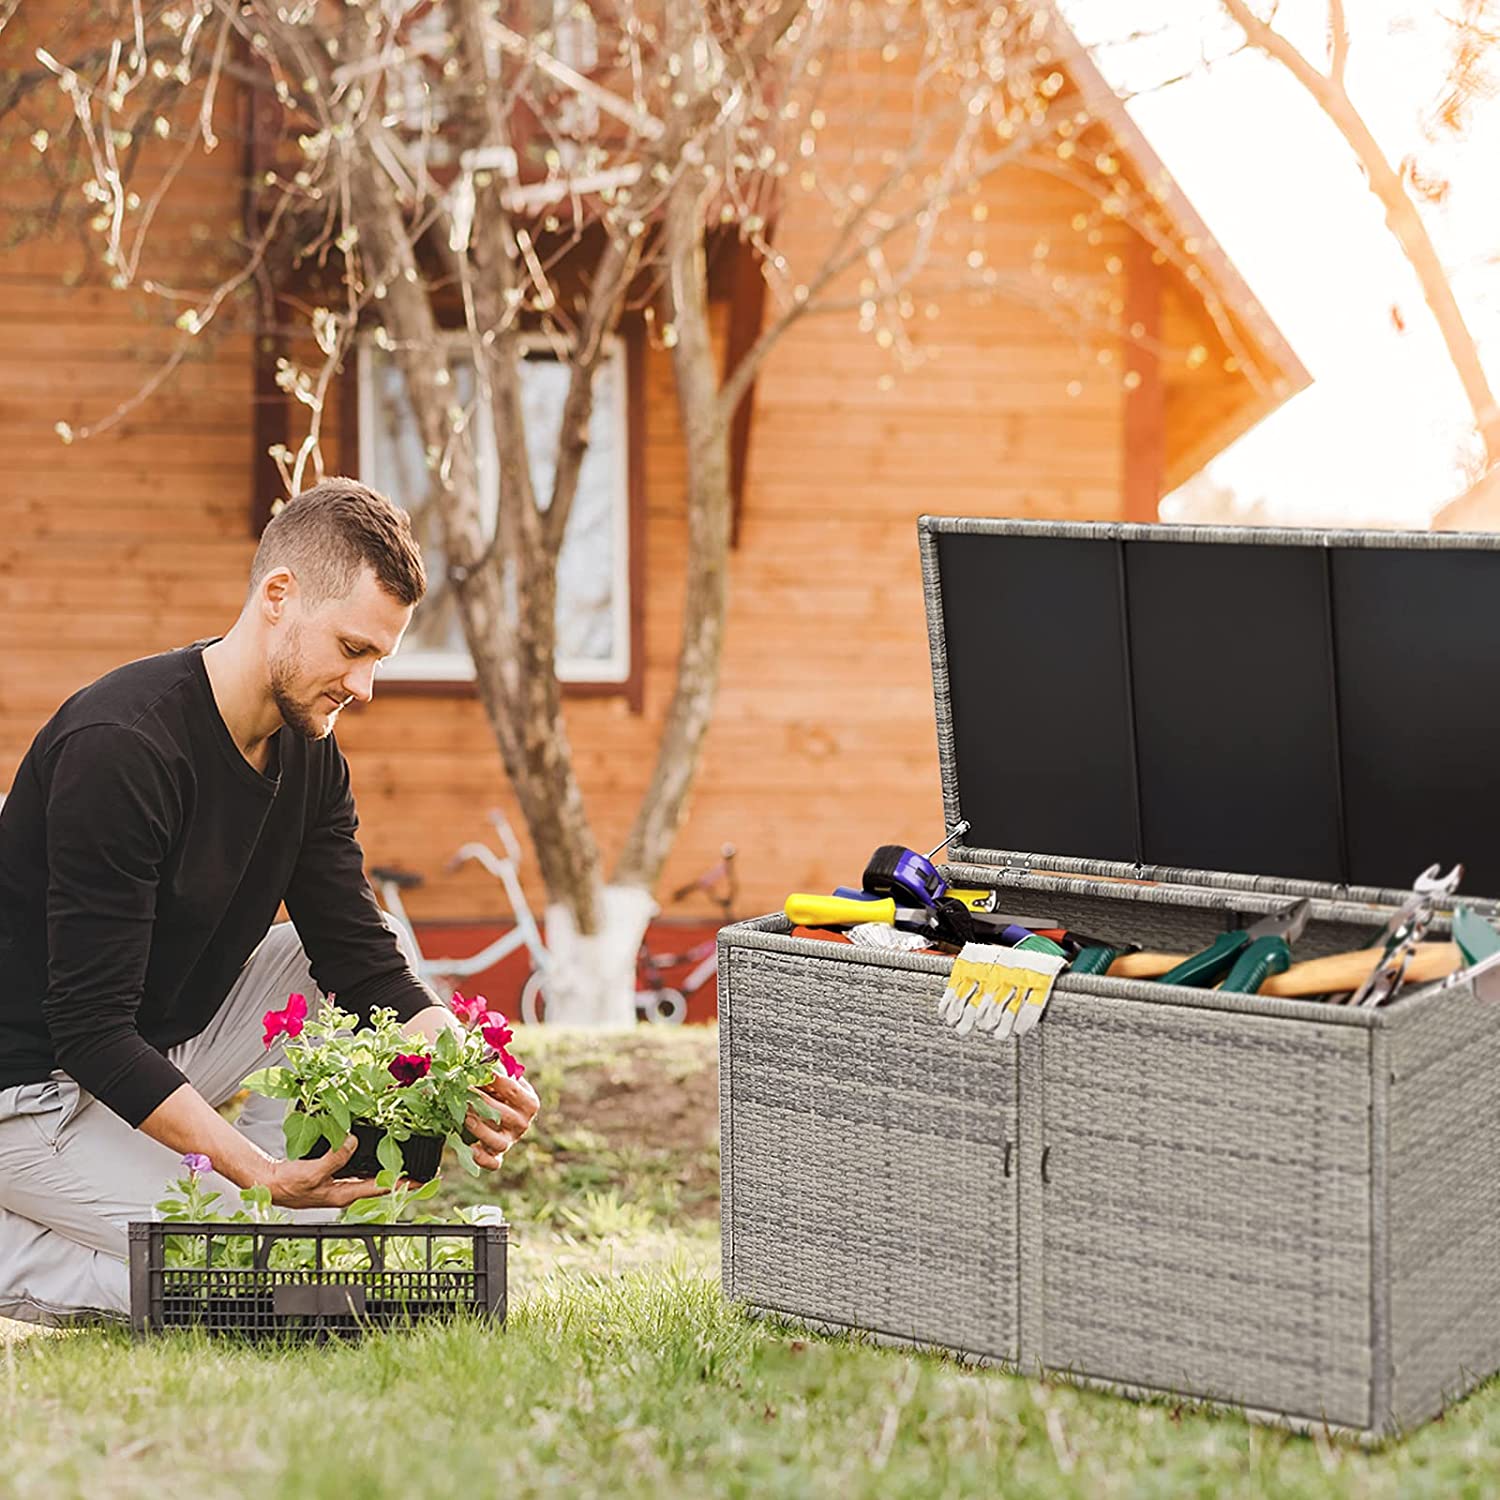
(938, 942), (1067, 1037)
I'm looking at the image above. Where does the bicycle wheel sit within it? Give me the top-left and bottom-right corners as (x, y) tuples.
(636, 987), (686, 1025)
(520, 969), (548, 1025)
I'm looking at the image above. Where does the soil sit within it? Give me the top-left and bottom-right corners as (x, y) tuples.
(526, 1026), (722, 1219)
(564, 1033), (719, 1152)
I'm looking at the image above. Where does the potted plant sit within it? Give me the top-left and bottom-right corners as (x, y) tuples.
(242, 991), (525, 1182)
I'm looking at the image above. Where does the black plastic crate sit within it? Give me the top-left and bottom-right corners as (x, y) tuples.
(128, 1220), (507, 1341)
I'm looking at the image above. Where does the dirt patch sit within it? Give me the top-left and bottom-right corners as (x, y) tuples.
(561, 1032), (720, 1157)
(439, 1024), (723, 1228)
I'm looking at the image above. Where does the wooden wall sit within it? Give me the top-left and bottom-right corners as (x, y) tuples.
(0, 8), (1277, 927)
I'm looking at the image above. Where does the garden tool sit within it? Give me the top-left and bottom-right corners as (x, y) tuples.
(1155, 899), (1313, 995)
(1452, 905), (1500, 968)
(1106, 942), (1461, 995)
(861, 821), (971, 909)
(1351, 863), (1464, 1008)
(783, 893), (1061, 949)
(938, 942), (1066, 1038)
(1063, 936), (1129, 976)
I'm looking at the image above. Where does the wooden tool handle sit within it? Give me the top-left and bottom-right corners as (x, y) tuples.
(1107, 943), (1461, 997)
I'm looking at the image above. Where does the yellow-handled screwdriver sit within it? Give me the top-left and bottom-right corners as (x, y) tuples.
(784, 893), (1059, 938)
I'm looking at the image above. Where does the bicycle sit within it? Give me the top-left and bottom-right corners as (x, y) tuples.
(519, 843), (739, 1026)
(372, 809), (552, 1007)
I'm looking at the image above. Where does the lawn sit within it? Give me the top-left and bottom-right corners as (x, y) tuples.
(5, 1026), (1500, 1498)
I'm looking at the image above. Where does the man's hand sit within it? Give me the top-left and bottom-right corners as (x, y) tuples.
(466, 1070), (541, 1171)
(261, 1134), (392, 1208)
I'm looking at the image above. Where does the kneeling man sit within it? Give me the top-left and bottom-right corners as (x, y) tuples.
(0, 478), (538, 1324)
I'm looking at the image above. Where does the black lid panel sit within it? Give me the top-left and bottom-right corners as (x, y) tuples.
(1124, 540), (1345, 882)
(1332, 546), (1500, 890)
(927, 522), (1500, 895)
(935, 531), (1138, 863)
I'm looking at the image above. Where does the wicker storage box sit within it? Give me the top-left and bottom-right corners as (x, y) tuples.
(718, 518), (1500, 1439)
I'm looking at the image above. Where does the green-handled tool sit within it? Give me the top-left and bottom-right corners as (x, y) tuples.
(1156, 899), (1312, 994)
(1066, 943), (1122, 976)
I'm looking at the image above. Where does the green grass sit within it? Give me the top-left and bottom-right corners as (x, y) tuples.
(6, 1026), (1500, 1496)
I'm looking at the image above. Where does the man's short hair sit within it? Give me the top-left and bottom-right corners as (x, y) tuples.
(250, 478), (427, 607)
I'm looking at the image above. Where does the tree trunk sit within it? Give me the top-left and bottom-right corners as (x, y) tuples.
(535, 885), (657, 1028)
(615, 175), (736, 890)
(347, 143), (621, 1023)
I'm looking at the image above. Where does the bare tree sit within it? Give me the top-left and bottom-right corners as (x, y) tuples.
(3, 0), (1236, 1020)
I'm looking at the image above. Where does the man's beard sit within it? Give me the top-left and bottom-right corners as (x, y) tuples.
(269, 630), (341, 741)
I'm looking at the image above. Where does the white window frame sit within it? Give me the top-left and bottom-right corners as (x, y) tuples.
(357, 329), (632, 686)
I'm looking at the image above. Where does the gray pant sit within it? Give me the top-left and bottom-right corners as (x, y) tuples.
(0, 918), (421, 1327)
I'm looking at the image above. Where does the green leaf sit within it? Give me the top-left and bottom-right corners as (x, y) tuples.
(327, 1094), (351, 1138)
(374, 1166), (400, 1191)
(410, 1176), (442, 1201)
(238, 1184), (273, 1218)
(449, 1134), (480, 1177)
(282, 1110), (320, 1160)
(376, 1131), (404, 1178)
(317, 1114), (346, 1151)
(241, 1066), (292, 1098)
(470, 1093), (503, 1121)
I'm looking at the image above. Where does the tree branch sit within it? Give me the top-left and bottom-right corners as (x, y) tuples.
(1220, 0), (1500, 456)
(615, 168), (731, 889)
(1328, 0), (1349, 87)
(543, 228), (642, 554)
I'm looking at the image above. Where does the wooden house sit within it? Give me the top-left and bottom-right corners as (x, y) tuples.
(0, 5), (1307, 970)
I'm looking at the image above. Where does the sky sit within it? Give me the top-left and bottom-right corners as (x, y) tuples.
(1056, 0), (1500, 527)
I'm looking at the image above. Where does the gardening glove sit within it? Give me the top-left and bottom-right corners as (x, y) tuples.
(939, 944), (1014, 1035)
(998, 948), (1067, 1038)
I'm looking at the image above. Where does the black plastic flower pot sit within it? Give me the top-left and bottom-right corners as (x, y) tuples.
(306, 1121), (445, 1182)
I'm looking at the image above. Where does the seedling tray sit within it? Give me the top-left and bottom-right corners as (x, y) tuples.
(128, 1220), (506, 1341)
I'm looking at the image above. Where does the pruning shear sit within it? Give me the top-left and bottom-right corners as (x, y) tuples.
(1351, 863), (1464, 1008)
(1156, 899), (1313, 994)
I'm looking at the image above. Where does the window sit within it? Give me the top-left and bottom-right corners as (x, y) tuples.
(357, 331), (633, 687)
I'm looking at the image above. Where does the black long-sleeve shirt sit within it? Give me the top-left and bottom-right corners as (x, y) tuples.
(0, 642), (430, 1126)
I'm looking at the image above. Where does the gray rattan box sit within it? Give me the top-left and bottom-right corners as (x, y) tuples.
(717, 518), (1500, 1439)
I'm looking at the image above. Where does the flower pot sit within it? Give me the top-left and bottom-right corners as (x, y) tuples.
(306, 1121), (445, 1182)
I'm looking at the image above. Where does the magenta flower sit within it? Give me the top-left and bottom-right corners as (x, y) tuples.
(450, 992), (489, 1027)
(262, 992), (309, 1048)
(389, 1052), (432, 1086)
(181, 1152), (212, 1177)
(497, 1046), (526, 1081)
(481, 1015), (514, 1051)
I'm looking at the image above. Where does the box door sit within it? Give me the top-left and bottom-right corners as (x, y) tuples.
(1038, 992), (1372, 1427)
(725, 947), (1021, 1363)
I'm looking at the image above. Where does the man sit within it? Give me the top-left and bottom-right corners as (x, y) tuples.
(0, 478), (539, 1325)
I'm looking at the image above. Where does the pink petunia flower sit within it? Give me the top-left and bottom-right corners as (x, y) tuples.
(389, 1052), (432, 1086)
(497, 1046), (525, 1081)
(181, 1152), (213, 1177)
(262, 992), (309, 1048)
(480, 1015), (514, 1051)
(450, 992), (489, 1027)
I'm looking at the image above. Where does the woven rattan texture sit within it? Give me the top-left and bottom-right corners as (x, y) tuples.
(1036, 993), (1373, 1427)
(1386, 978), (1500, 1429)
(718, 914), (1404, 1432)
(723, 947), (1022, 1362)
